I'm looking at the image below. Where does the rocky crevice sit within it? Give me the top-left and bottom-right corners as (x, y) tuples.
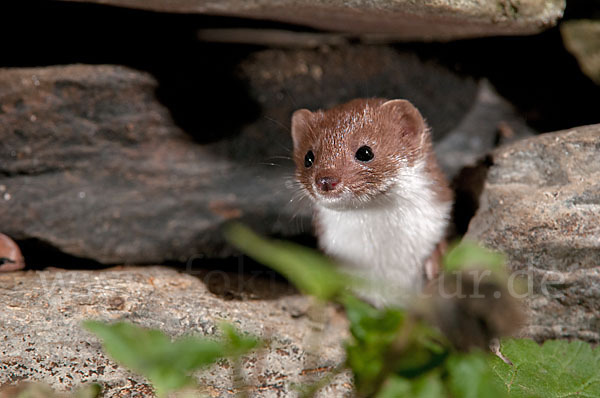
(1, 1), (599, 396)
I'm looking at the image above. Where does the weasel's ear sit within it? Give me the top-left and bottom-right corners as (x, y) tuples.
(291, 109), (313, 149)
(380, 99), (426, 136)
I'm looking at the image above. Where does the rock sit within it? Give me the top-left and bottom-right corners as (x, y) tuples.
(1, 44), (485, 264)
(465, 125), (600, 342)
(436, 80), (534, 235)
(59, 0), (565, 41)
(0, 64), (305, 264)
(434, 80), (534, 180)
(0, 266), (351, 396)
(561, 20), (600, 85)
(231, 44), (479, 157)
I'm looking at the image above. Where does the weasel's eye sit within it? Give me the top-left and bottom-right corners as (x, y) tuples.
(355, 146), (374, 162)
(304, 150), (315, 168)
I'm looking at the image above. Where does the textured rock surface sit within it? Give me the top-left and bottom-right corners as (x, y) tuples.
(561, 20), (600, 85)
(0, 266), (351, 396)
(466, 125), (600, 342)
(0, 64), (297, 264)
(60, 0), (565, 41)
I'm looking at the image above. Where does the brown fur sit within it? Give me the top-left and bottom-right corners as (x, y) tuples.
(292, 98), (451, 207)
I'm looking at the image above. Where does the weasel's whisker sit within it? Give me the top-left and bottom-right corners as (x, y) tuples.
(282, 86), (299, 108)
(258, 162), (281, 167)
(264, 116), (291, 133)
(267, 155), (293, 161)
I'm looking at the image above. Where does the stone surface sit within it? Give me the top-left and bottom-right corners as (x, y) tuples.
(435, 80), (534, 180)
(466, 125), (600, 343)
(0, 266), (351, 397)
(561, 20), (600, 85)
(60, 0), (565, 41)
(1, 43), (495, 264)
(0, 64), (304, 264)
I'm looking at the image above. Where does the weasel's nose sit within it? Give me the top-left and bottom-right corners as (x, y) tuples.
(316, 176), (340, 192)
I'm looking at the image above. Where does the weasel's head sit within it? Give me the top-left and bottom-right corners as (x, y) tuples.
(291, 98), (429, 209)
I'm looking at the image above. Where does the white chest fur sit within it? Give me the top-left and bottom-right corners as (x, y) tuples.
(315, 162), (451, 306)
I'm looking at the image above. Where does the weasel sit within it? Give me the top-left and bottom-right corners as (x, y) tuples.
(291, 98), (452, 306)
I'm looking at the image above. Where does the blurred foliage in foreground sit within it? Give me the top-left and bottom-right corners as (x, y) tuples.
(228, 224), (509, 397)
(226, 224), (600, 398)
(11, 225), (598, 397)
(83, 322), (258, 398)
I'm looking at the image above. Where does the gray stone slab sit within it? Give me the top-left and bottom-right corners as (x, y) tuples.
(59, 0), (565, 41)
(466, 125), (600, 342)
(0, 266), (351, 396)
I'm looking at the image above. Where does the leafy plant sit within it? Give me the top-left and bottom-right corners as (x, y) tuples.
(224, 222), (355, 301)
(83, 321), (259, 398)
(226, 224), (597, 398)
(448, 352), (506, 398)
(490, 338), (600, 398)
(443, 240), (505, 274)
(226, 224), (510, 397)
(341, 294), (447, 397)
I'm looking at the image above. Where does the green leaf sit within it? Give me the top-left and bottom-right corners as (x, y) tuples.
(225, 223), (355, 301)
(83, 321), (258, 398)
(220, 322), (260, 356)
(74, 384), (102, 398)
(375, 376), (411, 397)
(341, 294), (449, 395)
(448, 351), (507, 398)
(490, 338), (600, 398)
(342, 294), (404, 342)
(443, 240), (506, 275)
(16, 384), (59, 398)
(376, 372), (445, 398)
(342, 295), (405, 395)
(410, 372), (445, 398)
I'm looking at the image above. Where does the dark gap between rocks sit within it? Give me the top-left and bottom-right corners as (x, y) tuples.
(16, 238), (106, 270)
(450, 156), (493, 237)
(18, 233), (314, 301)
(167, 232), (315, 300)
(406, 27), (600, 132)
(169, 256), (298, 301)
(564, 0), (600, 19)
(18, 237), (299, 300)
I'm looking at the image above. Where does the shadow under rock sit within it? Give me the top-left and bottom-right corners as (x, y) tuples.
(175, 256), (298, 301)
